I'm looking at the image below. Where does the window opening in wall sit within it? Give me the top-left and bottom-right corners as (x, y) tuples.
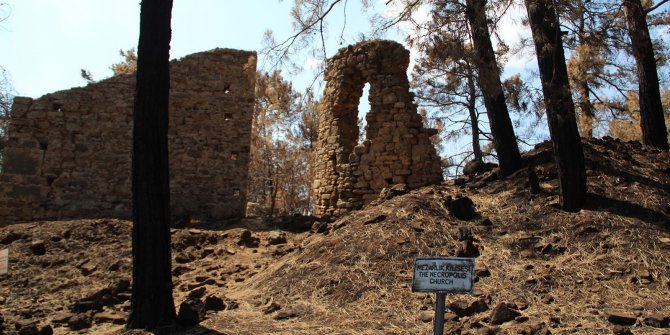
(231, 152), (238, 160)
(52, 103), (63, 112)
(233, 188), (240, 197)
(224, 83), (231, 94)
(357, 83), (371, 145)
(224, 113), (233, 120)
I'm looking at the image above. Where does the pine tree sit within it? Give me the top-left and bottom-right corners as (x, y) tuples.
(524, 0), (587, 211)
(623, 0), (669, 150)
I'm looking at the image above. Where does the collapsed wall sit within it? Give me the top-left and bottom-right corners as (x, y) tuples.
(0, 48), (257, 224)
(313, 40), (443, 217)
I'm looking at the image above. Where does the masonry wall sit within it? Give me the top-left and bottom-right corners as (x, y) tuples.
(313, 40), (443, 217)
(0, 48), (257, 224)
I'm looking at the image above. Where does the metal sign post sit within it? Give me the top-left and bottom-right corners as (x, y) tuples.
(412, 257), (475, 335)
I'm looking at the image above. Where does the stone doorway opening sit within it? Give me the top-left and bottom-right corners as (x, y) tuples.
(312, 40), (443, 217)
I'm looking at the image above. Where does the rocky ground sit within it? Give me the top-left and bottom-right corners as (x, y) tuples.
(1, 137), (669, 335)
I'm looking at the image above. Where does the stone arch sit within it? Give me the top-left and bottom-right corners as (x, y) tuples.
(313, 40), (443, 217)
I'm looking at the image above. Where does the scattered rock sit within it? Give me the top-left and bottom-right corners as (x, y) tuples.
(188, 286), (207, 299)
(643, 313), (669, 328)
(364, 215), (387, 225)
(527, 165), (541, 194)
(456, 240), (480, 257)
(18, 323), (51, 335)
(418, 311), (433, 323)
(490, 303), (521, 325)
(611, 325), (633, 335)
(1, 231), (25, 245)
(67, 313), (92, 331)
(204, 295), (226, 312)
(273, 310), (299, 320)
(107, 260), (121, 271)
(278, 215), (317, 232)
(475, 263), (491, 278)
(449, 197), (477, 221)
(463, 160), (496, 176)
(311, 221), (329, 234)
(200, 247), (215, 258)
(448, 298), (489, 317)
(474, 326), (500, 335)
(541, 294), (555, 304)
(51, 311), (75, 324)
(79, 262), (97, 276)
(638, 269), (653, 284)
(479, 218), (493, 226)
(177, 299), (205, 326)
(513, 298), (529, 310)
(225, 299), (239, 310)
(263, 302), (281, 314)
(93, 311), (125, 325)
(378, 184), (408, 201)
(266, 231), (287, 245)
(175, 251), (195, 264)
(607, 311), (637, 325)
(237, 230), (260, 248)
(29, 240), (46, 256)
(71, 300), (98, 313)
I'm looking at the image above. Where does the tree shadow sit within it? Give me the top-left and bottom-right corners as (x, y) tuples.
(175, 325), (228, 334)
(583, 141), (670, 192)
(173, 214), (319, 234)
(584, 193), (669, 228)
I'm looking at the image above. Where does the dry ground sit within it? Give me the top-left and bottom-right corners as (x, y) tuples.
(1, 137), (669, 335)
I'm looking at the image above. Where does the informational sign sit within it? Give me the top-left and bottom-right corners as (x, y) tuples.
(0, 249), (8, 275)
(412, 256), (475, 294)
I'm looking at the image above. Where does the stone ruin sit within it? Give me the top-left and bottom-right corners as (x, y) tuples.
(313, 40), (443, 217)
(0, 48), (257, 224)
(0, 41), (443, 224)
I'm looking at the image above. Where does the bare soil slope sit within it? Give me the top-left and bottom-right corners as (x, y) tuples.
(1, 137), (669, 335)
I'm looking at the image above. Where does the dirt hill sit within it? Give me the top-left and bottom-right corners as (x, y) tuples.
(1, 137), (669, 335)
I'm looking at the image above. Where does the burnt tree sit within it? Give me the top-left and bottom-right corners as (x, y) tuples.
(623, 0), (669, 151)
(525, 0), (587, 211)
(127, 0), (176, 331)
(464, 0), (522, 176)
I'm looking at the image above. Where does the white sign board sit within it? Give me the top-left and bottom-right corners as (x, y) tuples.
(0, 249), (7, 275)
(412, 257), (475, 294)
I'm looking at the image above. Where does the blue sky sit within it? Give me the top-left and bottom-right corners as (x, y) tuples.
(0, 0), (378, 98)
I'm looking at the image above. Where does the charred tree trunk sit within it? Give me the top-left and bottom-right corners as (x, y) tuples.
(623, 0), (669, 151)
(466, 65), (483, 162)
(128, 0), (176, 331)
(465, 0), (522, 176)
(525, 0), (587, 212)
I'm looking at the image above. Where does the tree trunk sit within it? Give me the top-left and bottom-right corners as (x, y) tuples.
(465, 0), (522, 176)
(466, 65), (483, 162)
(525, 0), (587, 212)
(128, 0), (176, 331)
(578, 80), (594, 137)
(623, 0), (669, 151)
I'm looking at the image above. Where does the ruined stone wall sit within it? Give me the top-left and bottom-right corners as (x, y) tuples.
(0, 48), (257, 224)
(313, 40), (443, 217)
